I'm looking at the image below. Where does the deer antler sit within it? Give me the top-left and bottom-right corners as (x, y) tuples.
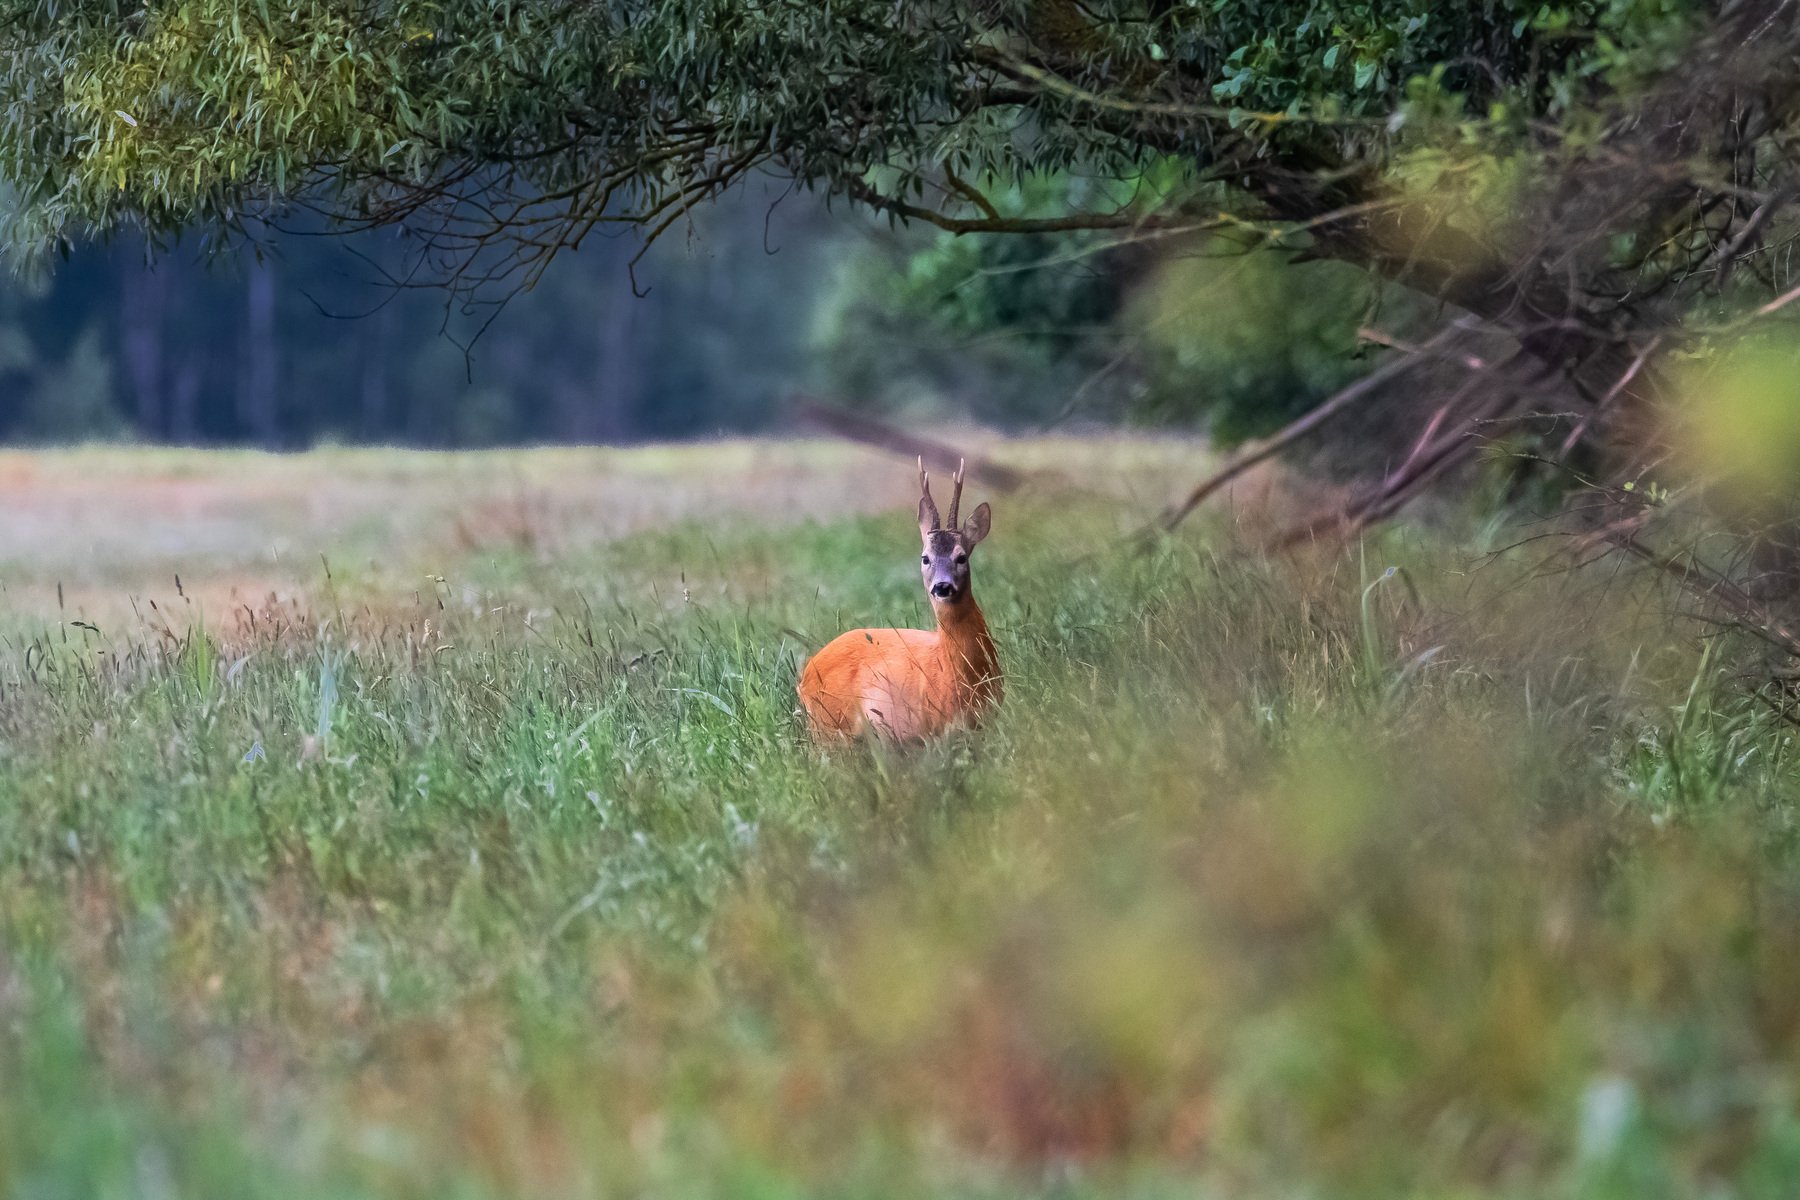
(918, 456), (940, 530)
(947, 458), (965, 529)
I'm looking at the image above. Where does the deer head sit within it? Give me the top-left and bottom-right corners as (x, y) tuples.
(917, 457), (991, 607)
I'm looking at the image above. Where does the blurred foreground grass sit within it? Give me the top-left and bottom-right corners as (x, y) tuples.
(2, 440), (1799, 1198)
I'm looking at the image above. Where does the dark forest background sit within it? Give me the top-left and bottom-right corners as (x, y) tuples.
(0, 182), (849, 446)
(0, 177), (1383, 448)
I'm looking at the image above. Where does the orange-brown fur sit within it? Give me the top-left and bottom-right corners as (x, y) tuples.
(797, 595), (1002, 741)
(798, 459), (1002, 742)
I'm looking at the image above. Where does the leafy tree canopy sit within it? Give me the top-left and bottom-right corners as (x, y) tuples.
(0, 1), (1703, 281)
(10, 3), (1800, 525)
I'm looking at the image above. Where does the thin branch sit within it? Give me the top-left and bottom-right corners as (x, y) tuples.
(1268, 350), (1542, 547)
(1605, 530), (1800, 658)
(1756, 280), (1800, 318)
(1713, 180), (1798, 288)
(971, 46), (1381, 128)
(1555, 334), (1663, 461)
(942, 169), (1001, 221)
(1153, 323), (1474, 533)
(844, 178), (1159, 235)
(1356, 324), (1490, 371)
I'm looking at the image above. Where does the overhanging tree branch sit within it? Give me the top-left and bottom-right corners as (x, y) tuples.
(842, 178), (1167, 236)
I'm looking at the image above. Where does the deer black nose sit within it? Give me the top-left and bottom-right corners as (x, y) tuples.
(931, 582), (956, 599)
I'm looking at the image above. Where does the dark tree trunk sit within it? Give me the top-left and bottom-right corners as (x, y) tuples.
(360, 303), (392, 440)
(170, 362), (201, 444)
(120, 258), (167, 440)
(590, 288), (639, 442)
(240, 260), (279, 447)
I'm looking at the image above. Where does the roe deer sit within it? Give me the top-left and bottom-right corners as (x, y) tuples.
(797, 458), (1002, 741)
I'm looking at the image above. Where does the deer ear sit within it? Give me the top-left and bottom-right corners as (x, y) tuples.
(961, 502), (991, 548)
(918, 495), (941, 536)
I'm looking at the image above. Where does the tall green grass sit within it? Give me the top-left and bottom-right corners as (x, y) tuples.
(1, 461), (1799, 1198)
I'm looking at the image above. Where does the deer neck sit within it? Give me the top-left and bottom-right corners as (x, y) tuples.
(932, 593), (997, 684)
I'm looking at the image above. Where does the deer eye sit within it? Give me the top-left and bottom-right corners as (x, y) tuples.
(954, 553), (967, 565)
(921, 555), (930, 565)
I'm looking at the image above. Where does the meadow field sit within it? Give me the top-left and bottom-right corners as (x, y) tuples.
(2, 439), (1799, 1198)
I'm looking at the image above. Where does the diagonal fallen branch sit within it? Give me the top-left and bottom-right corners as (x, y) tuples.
(789, 396), (1028, 491)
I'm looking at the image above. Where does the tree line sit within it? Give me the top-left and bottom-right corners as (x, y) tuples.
(0, 185), (846, 446)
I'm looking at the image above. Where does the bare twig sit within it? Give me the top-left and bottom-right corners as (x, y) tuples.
(1605, 529), (1800, 658)
(1153, 324), (1477, 533)
(1271, 351), (1541, 547)
(1556, 334), (1664, 461)
(1357, 325), (1490, 371)
(844, 177), (1164, 236)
